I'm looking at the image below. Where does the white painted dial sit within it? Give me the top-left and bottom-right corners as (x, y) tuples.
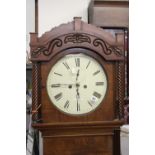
(46, 53), (107, 115)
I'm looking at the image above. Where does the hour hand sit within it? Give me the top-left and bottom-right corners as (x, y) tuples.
(51, 83), (75, 88)
(76, 88), (80, 111)
(51, 84), (61, 87)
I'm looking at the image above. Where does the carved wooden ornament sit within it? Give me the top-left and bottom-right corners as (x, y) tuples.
(30, 17), (124, 62)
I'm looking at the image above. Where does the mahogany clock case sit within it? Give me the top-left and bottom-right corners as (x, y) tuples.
(30, 18), (125, 155)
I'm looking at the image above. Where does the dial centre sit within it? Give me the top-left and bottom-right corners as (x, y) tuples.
(68, 85), (72, 89)
(76, 83), (80, 87)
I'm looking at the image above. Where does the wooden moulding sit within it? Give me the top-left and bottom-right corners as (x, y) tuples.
(32, 120), (123, 138)
(32, 120), (124, 129)
(30, 18), (125, 62)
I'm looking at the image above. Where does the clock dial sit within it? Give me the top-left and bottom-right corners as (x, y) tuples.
(46, 53), (107, 115)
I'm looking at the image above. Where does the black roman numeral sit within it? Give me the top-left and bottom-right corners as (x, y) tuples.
(93, 91), (101, 99)
(75, 58), (80, 67)
(86, 61), (91, 69)
(54, 72), (63, 76)
(63, 62), (70, 70)
(93, 70), (100, 76)
(96, 82), (104, 86)
(51, 84), (61, 88)
(64, 100), (69, 109)
(54, 93), (62, 101)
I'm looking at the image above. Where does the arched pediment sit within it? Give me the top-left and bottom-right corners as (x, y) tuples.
(30, 17), (124, 61)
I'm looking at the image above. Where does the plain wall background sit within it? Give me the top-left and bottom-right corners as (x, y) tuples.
(38, 0), (91, 36)
(26, 0), (35, 52)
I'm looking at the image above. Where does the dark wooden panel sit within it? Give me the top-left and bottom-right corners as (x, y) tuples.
(32, 121), (123, 155)
(88, 0), (129, 27)
(43, 136), (113, 155)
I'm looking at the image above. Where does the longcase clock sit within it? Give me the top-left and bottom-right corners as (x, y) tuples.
(30, 17), (125, 155)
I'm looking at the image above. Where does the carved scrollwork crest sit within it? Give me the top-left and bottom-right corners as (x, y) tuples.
(31, 34), (123, 59)
(64, 33), (91, 44)
(31, 39), (62, 58)
(31, 46), (45, 58)
(31, 34), (91, 58)
(44, 39), (62, 56)
(93, 39), (123, 56)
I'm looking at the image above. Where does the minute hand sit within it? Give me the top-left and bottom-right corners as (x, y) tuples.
(76, 69), (80, 81)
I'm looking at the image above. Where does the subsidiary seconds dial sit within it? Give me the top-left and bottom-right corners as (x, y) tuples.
(46, 53), (107, 115)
